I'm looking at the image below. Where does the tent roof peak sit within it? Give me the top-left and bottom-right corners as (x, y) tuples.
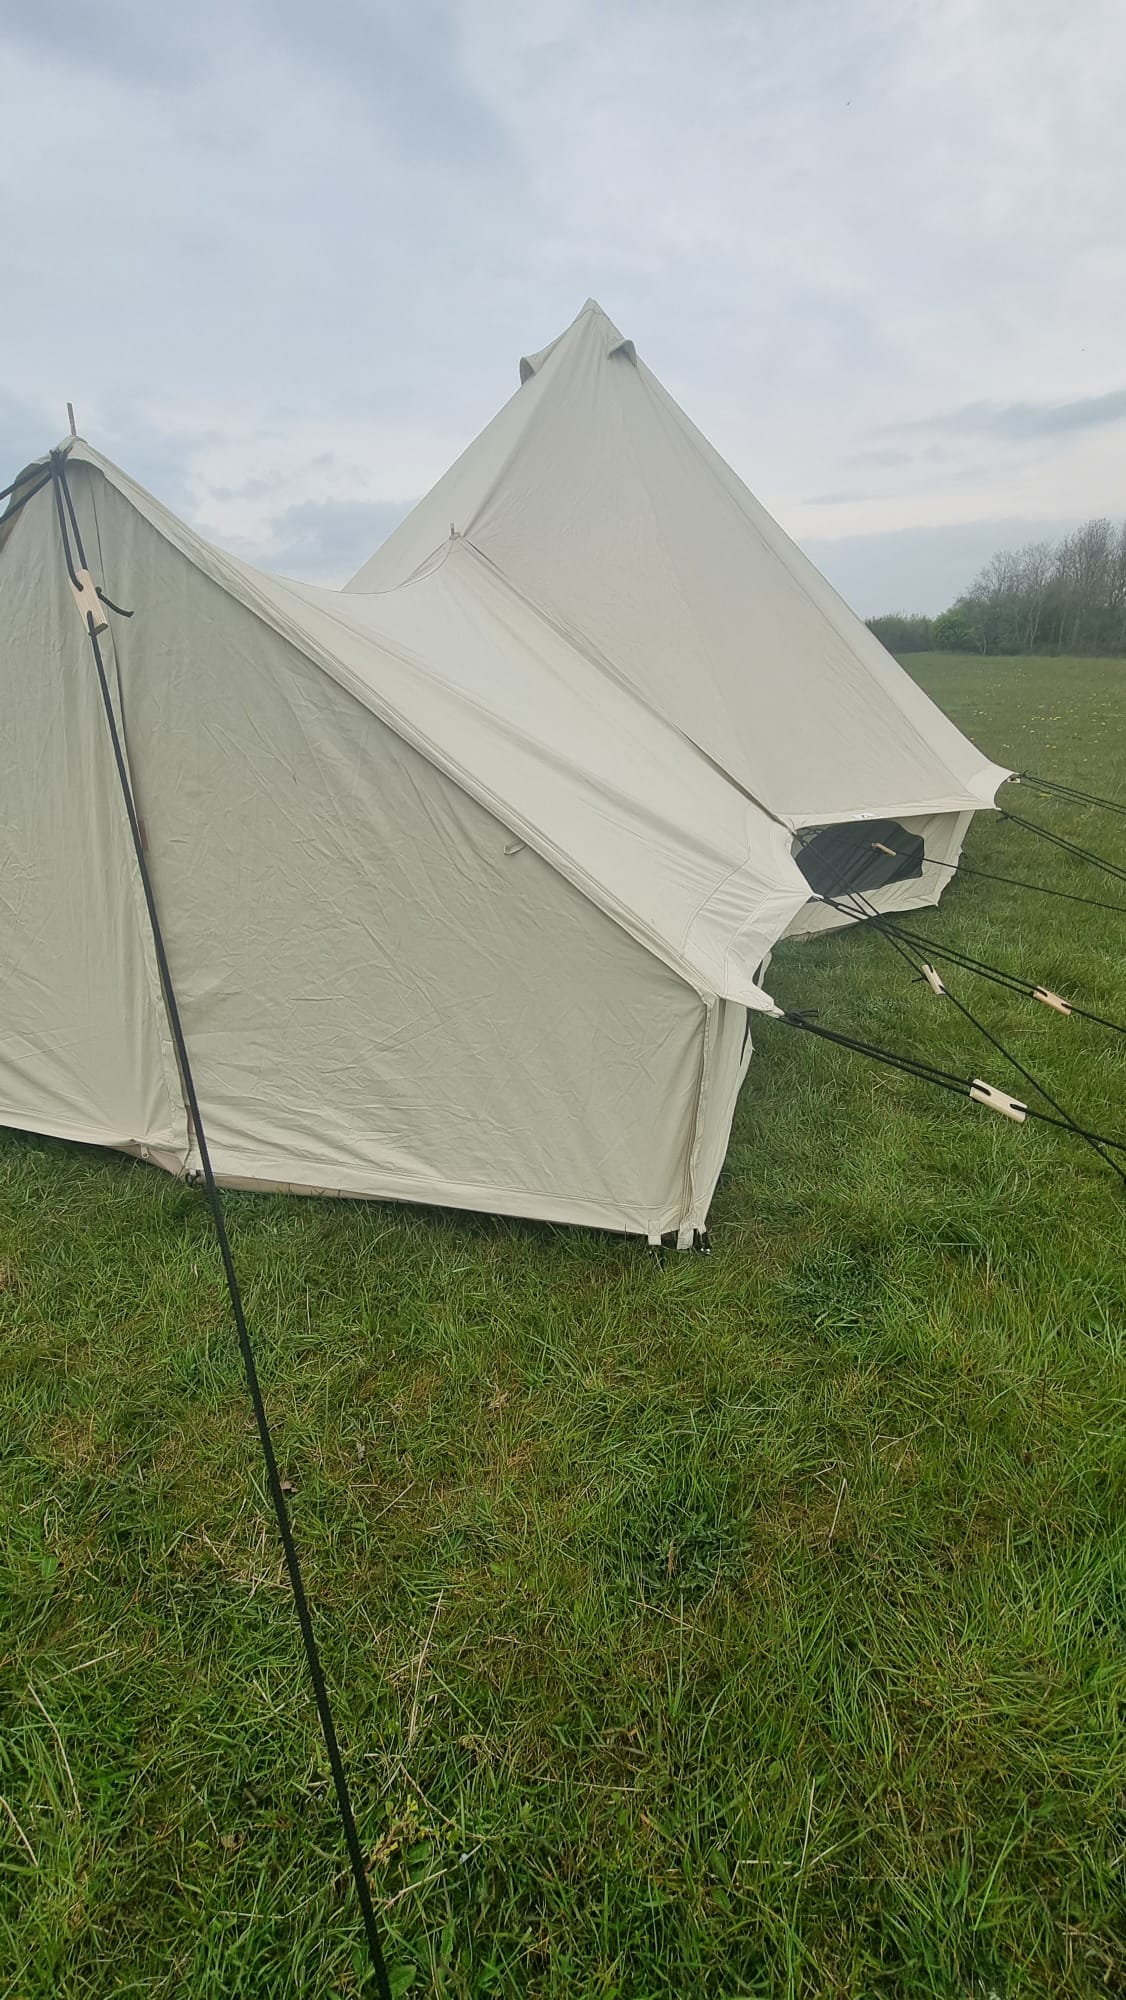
(518, 298), (632, 384)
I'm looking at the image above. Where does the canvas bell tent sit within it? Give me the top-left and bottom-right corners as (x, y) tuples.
(348, 301), (1009, 931)
(0, 442), (813, 1240)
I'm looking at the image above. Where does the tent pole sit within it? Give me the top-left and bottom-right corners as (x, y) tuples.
(50, 457), (393, 1998)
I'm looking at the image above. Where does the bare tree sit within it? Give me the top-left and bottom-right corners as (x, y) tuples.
(870, 519), (1126, 657)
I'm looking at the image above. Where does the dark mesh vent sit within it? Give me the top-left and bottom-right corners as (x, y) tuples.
(796, 819), (925, 898)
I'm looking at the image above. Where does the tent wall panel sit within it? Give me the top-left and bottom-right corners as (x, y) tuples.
(78, 475), (709, 1233)
(679, 997), (756, 1240)
(0, 493), (187, 1166)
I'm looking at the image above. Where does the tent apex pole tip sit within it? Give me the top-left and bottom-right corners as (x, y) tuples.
(66, 402), (77, 439)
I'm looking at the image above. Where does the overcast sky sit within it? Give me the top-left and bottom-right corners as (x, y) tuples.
(3, 0), (1124, 613)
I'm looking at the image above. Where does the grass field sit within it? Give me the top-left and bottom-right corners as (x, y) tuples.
(2, 654), (1124, 1998)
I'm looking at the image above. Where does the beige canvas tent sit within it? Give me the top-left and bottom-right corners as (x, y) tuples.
(348, 301), (1009, 931)
(0, 441), (813, 1241)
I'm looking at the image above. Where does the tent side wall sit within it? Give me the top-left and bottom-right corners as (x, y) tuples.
(678, 998), (756, 1241)
(641, 364), (1007, 812)
(0, 488), (188, 1169)
(59, 466), (710, 1235)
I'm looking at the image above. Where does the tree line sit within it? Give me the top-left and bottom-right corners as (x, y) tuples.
(867, 518), (1126, 656)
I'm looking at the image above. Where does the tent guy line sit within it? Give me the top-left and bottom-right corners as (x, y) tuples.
(891, 850), (1126, 918)
(998, 808), (1126, 886)
(770, 1012), (1126, 1161)
(816, 879), (1126, 1190)
(48, 451), (395, 2000)
(1017, 772), (1126, 819)
(814, 904), (1126, 1038)
(0, 465), (52, 517)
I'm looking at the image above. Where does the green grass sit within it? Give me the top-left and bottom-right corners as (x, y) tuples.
(2, 653), (1125, 1998)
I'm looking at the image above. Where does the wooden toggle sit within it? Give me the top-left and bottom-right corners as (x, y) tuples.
(970, 1079), (1028, 1123)
(70, 568), (109, 635)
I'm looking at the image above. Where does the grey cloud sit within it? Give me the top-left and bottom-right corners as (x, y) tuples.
(802, 490), (871, 506)
(3, 0), (207, 85)
(7, 0), (510, 192)
(264, 498), (408, 582)
(266, 0), (512, 171)
(896, 387), (1126, 443)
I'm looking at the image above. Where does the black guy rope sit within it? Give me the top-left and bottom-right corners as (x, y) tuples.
(826, 883), (1126, 1190)
(50, 456), (392, 1999)
(921, 850), (1126, 918)
(772, 1012), (1126, 1159)
(50, 458), (84, 590)
(1016, 772), (1126, 820)
(51, 449), (134, 616)
(0, 467), (53, 518)
(858, 917), (1126, 1040)
(816, 893), (1126, 1037)
(1, 461), (57, 505)
(95, 588), (134, 617)
(998, 809), (1126, 886)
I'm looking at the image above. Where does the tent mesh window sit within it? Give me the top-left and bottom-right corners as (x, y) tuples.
(795, 819), (925, 898)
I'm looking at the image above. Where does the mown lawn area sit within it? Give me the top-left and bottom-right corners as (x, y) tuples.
(2, 655), (1124, 1998)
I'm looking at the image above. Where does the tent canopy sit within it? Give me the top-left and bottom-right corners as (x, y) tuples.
(53, 440), (808, 1006)
(348, 300), (1009, 832)
(0, 442), (811, 1236)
